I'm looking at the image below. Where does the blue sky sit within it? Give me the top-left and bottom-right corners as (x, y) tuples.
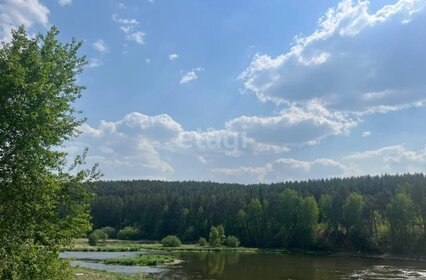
(1, 0), (426, 183)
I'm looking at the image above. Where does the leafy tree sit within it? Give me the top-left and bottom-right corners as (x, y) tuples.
(198, 237), (207, 246)
(343, 193), (364, 236)
(278, 189), (301, 247)
(225, 236), (240, 247)
(0, 26), (99, 279)
(217, 225), (226, 245)
(296, 196), (319, 248)
(88, 232), (99, 246)
(117, 226), (140, 240)
(386, 192), (416, 251)
(209, 226), (221, 247)
(161, 235), (181, 247)
(99, 226), (117, 239)
(247, 198), (264, 245)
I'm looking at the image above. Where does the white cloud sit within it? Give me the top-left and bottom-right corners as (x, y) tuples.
(213, 158), (349, 183)
(169, 53), (179, 61)
(344, 145), (426, 175)
(211, 144), (426, 183)
(86, 58), (103, 68)
(240, 0), (426, 113)
(362, 131), (371, 138)
(93, 39), (109, 53)
(112, 14), (139, 25)
(145, 58), (151, 64)
(226, 100), (357, 146)
(58, 0), (71, 6)
(112, 14), (145, 45)
(0, 0), (49, 41)
(126, 31), (145, 45)
(180, 67), (203, 85)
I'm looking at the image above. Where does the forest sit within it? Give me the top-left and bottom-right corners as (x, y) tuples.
(91, 174), (426, 253)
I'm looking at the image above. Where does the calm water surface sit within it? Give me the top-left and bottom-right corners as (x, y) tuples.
(61, 251), (426, 280)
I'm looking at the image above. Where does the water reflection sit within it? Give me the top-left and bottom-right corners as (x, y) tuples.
(164, 252), (426, 280)
(61, 251), (426, 280)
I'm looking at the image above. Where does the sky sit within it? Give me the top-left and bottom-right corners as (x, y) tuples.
(1, 0), (426, 183)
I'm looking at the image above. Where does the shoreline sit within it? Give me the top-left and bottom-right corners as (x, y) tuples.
(64, 240), (426, 263)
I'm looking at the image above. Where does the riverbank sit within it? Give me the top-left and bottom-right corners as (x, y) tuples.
(72, 267), (150, 280)
(64, 239), (287, 254)
(65, 239), (425, 263)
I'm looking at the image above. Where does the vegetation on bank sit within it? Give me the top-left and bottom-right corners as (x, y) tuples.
(72, 267), (146, 280)
(103, 254), (176, 266)
(91, 175), (426, 254)
(0, 27), (99, 279)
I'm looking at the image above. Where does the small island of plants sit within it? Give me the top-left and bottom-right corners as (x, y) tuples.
(103, 254), (176, 266)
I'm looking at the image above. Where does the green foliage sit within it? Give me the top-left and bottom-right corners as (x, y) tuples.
(117, 227), (141, 241)
(88, 233), (99, 246)
(225, 236), (240, 247)
(296, 196), (319, 248)
(198, 237), (208, 246)
(386, 191), (417, 251)
(90, 174), (426, 253)
(88, 229), (108, 246)
(161, 235), (181, 247)
(103, 254), (175, 266)
(343, 193), (364, 233)
(0, 26), (100, 279)
(99, 226), (117, 239)
(209, 226), (221, 247)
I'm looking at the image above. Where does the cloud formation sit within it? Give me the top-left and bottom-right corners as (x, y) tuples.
(0, 0), (49, 41)
(180, 68), (203, 84)
(58, 0), (72, 6)
(169, 53), (179, 61)
(240, 0), (426, 113)
(113, 14), (145, 45)
(93, 39), (109, 53)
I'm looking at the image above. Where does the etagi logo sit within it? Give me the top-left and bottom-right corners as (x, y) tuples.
(177, 130), (248, 154)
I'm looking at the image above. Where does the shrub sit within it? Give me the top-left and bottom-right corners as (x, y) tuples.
(88, 233), (99, 246)
(225, 236), (240, 247)
(88, 229), (108, 246)
(198, 237), (207, 246)
(99, 226), (117, 239)
(117, 227), (140, 240)
(161, 235), (181, 247)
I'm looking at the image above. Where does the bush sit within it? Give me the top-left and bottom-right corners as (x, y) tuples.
(88, 229), (108, 246)
(99, 226), (116, 239)
(117, 227), (140, 240)
(88, 233), (99, 246)
(225, 236), (240, 247)
(198, 237), (207, 246)
(161, 235), (181, 247)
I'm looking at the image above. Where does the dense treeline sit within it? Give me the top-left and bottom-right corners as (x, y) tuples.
(91, 174), (426, 253)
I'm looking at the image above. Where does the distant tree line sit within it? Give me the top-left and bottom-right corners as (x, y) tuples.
(91, 174), (426, 253)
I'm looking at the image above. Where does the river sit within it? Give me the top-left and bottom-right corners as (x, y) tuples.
(60, 251), (426, 279)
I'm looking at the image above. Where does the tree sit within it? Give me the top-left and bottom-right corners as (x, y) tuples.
(198, 237), (207, 246)
(296, 196), (319, 248)
(247, 198), (264, 245)
(386, 192), (416, 251)
(278, 189), (301, 247)
(161, 235), (181, 247)
(209, 226), (221, 247)
(117, 226), (140, 240)
(225, 236), (240, 247)
(343, 193), (364, 236)
(0, 27), (99, 279)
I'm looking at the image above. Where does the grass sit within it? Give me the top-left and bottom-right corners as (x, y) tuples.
(72, 267), (148, 280)
(65, 239), (288, 254)
(103, 254), (176, 266)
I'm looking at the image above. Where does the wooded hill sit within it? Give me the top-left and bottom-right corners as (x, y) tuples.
(91, 174), (426, 253)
